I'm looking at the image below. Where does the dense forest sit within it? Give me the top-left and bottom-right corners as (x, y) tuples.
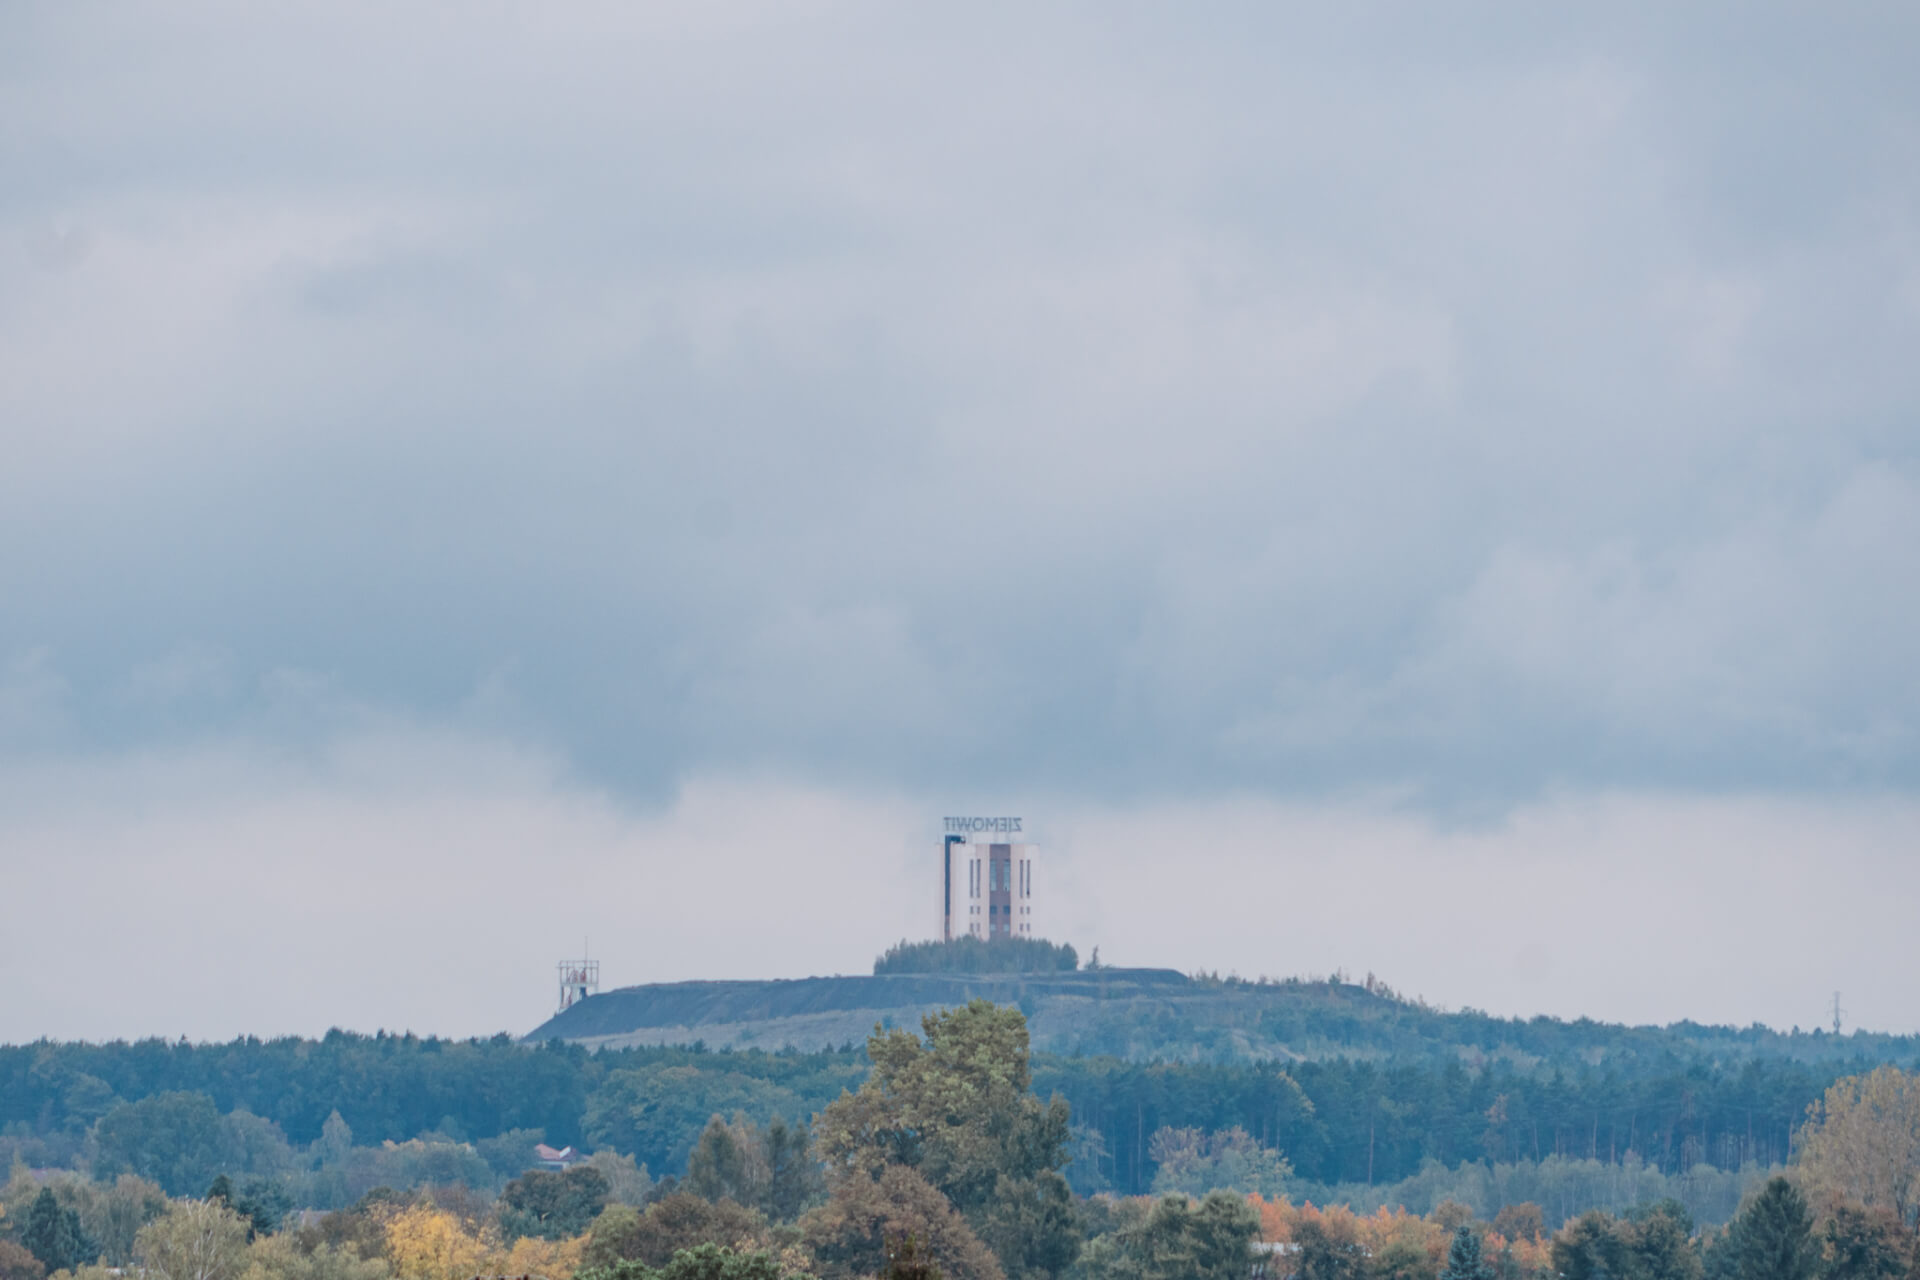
(4, 1021), (1907, 1201)
(5, 1003), (1918, 1280)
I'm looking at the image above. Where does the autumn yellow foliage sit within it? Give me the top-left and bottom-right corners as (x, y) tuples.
(379, 1204), (591, 1280)
(498, 1234), (587, 1280)
(1796, 1064), (1920, 1223)
(382, 1206), (498, 1280)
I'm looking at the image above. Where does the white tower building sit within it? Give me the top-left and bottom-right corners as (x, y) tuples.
(940, 818), (1037, 942)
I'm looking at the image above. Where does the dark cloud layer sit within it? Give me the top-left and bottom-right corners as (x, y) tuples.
(4, 3), (1918, 809)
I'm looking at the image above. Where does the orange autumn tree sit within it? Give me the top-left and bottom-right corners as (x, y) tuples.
(1245, 1196), (1553, 1280)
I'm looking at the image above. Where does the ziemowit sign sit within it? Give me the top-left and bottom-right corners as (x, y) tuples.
(944, 816), (1024, 835)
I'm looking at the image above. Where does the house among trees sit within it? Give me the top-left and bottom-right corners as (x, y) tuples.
(534, 1143), (582, 1171)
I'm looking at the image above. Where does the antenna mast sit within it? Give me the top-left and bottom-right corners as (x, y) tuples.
(1832, 991), (1844, 1036)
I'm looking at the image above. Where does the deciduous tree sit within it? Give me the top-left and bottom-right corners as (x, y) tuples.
(1490, 1205), (1544, 1246)
(499, 1164), (612, 1241)
(814, 1002), (1074, 1276)
(1818, 1206), (1907, 1280)
(94, 1094), (231, 1197)
(80, 1174), (170, 1265)
(1797, 1067), (1920, 1224)
(688, 1119), (765, 1211)
(584, 1195), (767, 1271)
(379, 1204), (491, 1280)
(239, 1233), (391, 1280)
(1074, 1191), (1258, 1280)
(1147, 1127), (1291, 1197)
(135, 1199), (252, 1280)
(799, 1166), (1002, 1280)
(0, 1241), (44, 1280)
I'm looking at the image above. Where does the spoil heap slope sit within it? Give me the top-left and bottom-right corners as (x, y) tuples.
(523, 968), (1190, 1051)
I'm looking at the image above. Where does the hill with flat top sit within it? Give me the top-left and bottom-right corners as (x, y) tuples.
(524, 969), (1920, 1067)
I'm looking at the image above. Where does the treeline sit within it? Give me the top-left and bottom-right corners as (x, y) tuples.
(1288, 1155), (1773, 1233)
(2, 1033), (1894, 1194)
(1039, 974), (1920, 1069)
(0, 1031), (593, 1153)
(5, 1012), (1917, 1280)
(873, 936), (1080, 975)
(1041, 1054), (1841, 1193)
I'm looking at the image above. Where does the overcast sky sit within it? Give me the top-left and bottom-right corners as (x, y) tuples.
(3, 3), (1918, 1043)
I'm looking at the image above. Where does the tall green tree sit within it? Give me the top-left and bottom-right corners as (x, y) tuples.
(1553, 1204), (1701, 1280)
(814, 1002), (1076, 1279)
(587, 1067), (801, 1176)
(1441, 1227), (1493, 1280)
(1621, 1202), (1702, 1280)
(22, 1188), (92, 1274)
(687, 1118), (762, 1209)
(765, 1117), (823, 1222)
(1074, 1191), (1257, 1280)
(685, 1114), (822, 1222)
(1551, 1212), (1616, 1280)
(1291, 1213), (1365, 1280)
(204, 1174), (290, 1240)
(93, 1093), (231, 1196)
(499, 1165), (613, 1241)
(1708, 1178), (1818, 1280)
(977, 1172), (1077, 1280)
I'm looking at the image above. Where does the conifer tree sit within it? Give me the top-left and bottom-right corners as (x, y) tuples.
(1440, 1225), (1493, 1280)
(22, 1188), (90, 1275)
(1709, 1177), (1818, 1280)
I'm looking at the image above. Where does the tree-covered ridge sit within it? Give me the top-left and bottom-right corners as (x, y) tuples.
(873, 937), (1080, 976)
(7, 1014), (1920, 1280)
(0, 1035), (861, 1159)
(1027, 975), (1920, 1068)
(6, 1022), (1916, 1203)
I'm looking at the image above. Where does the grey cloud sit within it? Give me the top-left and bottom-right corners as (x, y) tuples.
(1, 3), (1917, 810)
